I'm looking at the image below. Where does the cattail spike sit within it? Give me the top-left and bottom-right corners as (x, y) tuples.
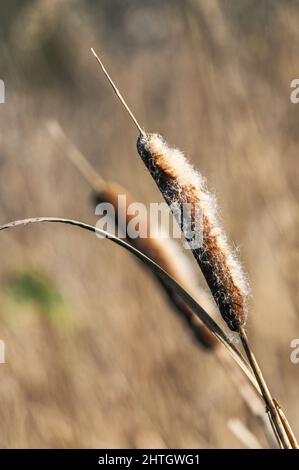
(137, 132), (249, 332)
(91, 48), (145, 136)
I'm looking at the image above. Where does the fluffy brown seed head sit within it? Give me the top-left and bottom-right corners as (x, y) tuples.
(137, 133), (249, 332)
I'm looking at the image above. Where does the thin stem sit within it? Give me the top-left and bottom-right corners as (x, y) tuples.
(239, 327), (292, 449)
(268, 413), (283, 449)
(91, 48), (145, 136)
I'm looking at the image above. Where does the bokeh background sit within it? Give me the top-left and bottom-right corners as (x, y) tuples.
(0, 0), (298, 448)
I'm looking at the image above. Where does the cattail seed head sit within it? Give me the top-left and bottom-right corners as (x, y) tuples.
(137, 133), (249, 332)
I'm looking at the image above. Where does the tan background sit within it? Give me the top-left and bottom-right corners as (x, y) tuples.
(0, 0), (298, 448)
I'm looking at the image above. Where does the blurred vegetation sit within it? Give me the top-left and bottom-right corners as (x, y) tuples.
(6, 269), (65, 320)
(0, 0), (298, 449)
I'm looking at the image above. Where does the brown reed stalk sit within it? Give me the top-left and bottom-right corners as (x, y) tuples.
(136, 135), (291, 448)
(90, 48), (296, 449)
(136, 131), (291, 447)
(48, 121), (281, 447)
(137, 133), (291, 447)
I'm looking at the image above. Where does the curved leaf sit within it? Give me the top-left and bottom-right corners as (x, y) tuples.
(0, 217), (259, 391)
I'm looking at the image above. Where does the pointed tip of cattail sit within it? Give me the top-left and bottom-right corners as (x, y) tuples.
(91, 47), (146, 136)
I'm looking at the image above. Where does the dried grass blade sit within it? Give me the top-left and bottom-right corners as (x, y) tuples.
(0, 216), (259, 392)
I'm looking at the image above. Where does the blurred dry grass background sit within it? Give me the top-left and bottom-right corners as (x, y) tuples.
(0, 0), (298, 448)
